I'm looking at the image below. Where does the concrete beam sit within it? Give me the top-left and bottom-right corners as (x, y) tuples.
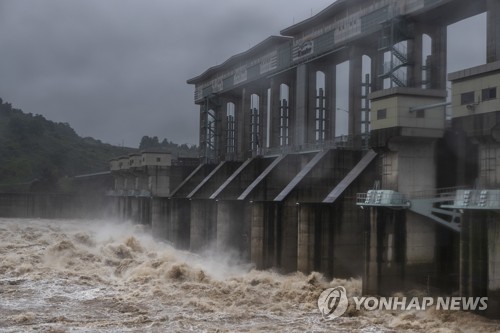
(326, 65), (337, 140)
(429, 25), (447, 90)
(323, 150), (377, 203)
(294, 64), (309, 147)
(274, 150), (329, 202)
(487, 0), (500, 63)
(237, 88), (249, 160)
(348, 51), (363, 138)
(210, 158), (254, 199)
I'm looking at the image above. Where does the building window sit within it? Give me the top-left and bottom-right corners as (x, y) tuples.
(279, 84), (290, 147)
(279, 100), (290, 146)
(156, 157), (161, 162)
(250, 107), (260, 150)
(461, 91), (475, 105)
(377, 109), (387, 120)
(226, 102), (236, 155)
(315, 73), (326, 143)
(250, 94), (260, 151)
(416, 109), (425, 118)
(482, 87), (496, 101)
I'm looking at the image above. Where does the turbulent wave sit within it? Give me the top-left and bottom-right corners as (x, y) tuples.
(0, 218), (498, 332)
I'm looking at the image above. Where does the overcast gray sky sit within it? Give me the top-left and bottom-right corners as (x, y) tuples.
(0, 0), (487, 148)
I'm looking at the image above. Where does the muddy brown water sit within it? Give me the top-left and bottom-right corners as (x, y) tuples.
(0, 218), (498, 332)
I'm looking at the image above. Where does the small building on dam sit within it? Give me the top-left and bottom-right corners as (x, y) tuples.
(108, 0), (500, 318)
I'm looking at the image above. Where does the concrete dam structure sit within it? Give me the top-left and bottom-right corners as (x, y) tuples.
(108, 0), (500, 318)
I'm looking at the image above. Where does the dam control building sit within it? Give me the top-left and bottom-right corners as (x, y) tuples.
(109, 0), (500, 318)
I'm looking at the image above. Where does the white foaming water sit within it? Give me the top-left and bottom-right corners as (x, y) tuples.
(0, 218), (499, 332)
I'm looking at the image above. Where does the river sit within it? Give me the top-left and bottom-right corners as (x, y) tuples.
(0, 218), (498, 332)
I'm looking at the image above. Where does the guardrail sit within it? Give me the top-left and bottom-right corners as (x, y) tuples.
(356, 190), (410, 207)
(357, 187), (500, 211)
(443, 189), (500, 209)
(262, 134), (370, 156)
(406, 186), (469, 199)
(105, 189), (151, 197)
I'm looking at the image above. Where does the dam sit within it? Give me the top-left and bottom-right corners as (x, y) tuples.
(2, 0), (499, 323)
(104, 0), (500, 318)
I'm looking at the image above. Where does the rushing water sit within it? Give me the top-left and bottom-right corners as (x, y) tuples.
(0, 218), (499, 333)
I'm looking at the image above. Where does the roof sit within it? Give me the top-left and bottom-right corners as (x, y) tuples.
(140, 149), (172, 154)
(117, 155), (130, 160)
(369, 87), (447, 100)
(187, 35), (292, 84)
(73, 171), (111, 179)
(448, 60), (500, 82)
(280, 0), (351, 36)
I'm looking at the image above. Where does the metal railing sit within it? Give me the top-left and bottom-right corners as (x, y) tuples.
(406, 186), (469, 200)
(357, 187), (500, 210)
(262, 134), (370, 156)
(356, 186), (471, 207)
(356, 190), (410, 207)
(444, 189), (500, 209)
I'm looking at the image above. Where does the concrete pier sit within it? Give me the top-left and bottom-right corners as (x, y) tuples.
(215, 200), (249, 256)
(165, 163), (217, 248)
(447, 62), (500, 317)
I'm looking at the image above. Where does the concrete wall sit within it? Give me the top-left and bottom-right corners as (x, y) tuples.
(148, 167), (170, 197)
(392, 140), (438, 279)
(383, 139), (438, 276)
(450, 64), (500, 118)
(215, 200), (251, 259)
(167, 198), (191, 250)
(458, 139), (500, 318)
(364, 208), (406, 295)
(460, 213), (490, 315)
(114, 196), (152, 225)
(479, 143), (500, 188)
(189, 199), (217, 253)
(365, 136), (462, 296)
(279, 203), (298, 273)
(370, 88), (446, 131)
(0, 192), (115, 219)
(250, 201), (279, 269)
(142, 152), (172, 166)
(298, 201), (367, 279)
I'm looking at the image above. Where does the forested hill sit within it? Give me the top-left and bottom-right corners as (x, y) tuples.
(0, 99), (135, 187)
(138, 135), (198, 157)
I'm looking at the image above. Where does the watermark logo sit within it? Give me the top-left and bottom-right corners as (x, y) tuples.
(318, 286), (488, 320)
(352, 296), (488, 312)
(317, 286), (349, 321)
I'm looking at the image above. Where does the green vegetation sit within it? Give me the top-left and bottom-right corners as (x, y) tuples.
(138, 135), (198, 157)
(0, 99), (135, 188)
(0, 98), (199, 191)
(0, 98), (198, 191)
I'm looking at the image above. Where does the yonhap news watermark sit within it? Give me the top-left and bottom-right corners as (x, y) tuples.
(317, 286), (488, 321)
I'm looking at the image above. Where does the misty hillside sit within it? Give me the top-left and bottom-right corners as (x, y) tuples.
(138, 135), (198, 158)
(0, 98), (136, 187)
